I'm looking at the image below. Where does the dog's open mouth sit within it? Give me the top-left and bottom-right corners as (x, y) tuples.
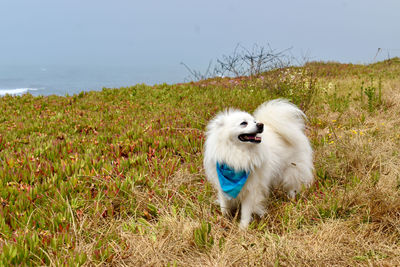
(238, 133), (262, 143)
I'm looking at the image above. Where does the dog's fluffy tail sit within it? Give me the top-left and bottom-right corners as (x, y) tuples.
(254, 99), (306, 145)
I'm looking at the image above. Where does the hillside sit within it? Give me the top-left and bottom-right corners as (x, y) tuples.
(0, 58), (400, 265)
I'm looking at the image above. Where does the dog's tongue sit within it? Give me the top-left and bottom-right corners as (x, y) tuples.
(255, 136), (261, 141)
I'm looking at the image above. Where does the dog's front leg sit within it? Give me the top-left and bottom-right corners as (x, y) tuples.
(218, 191), (235, 217)
(239, 195), (254, 229)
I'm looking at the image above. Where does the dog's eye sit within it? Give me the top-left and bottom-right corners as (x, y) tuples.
(240, 121), (248, 126)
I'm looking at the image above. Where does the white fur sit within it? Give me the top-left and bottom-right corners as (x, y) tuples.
(203, 99), (313, 229)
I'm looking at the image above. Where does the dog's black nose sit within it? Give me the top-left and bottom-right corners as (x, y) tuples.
(256, 122), (264, 132)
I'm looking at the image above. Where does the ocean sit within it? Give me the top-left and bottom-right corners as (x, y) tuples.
(0, 65), (186, 97)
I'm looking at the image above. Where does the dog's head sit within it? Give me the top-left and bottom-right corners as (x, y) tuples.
(206, 109), (264, 146)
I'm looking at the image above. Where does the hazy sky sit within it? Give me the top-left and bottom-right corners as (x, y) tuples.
(1, 0), (399, 69)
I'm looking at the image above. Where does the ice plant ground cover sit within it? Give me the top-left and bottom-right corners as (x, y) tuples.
(0, 58), (400, 265)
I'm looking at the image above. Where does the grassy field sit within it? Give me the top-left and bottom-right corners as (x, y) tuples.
(1, 58), (400, 266)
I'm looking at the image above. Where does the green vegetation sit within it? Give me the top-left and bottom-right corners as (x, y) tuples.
(1, 58), (400, 265)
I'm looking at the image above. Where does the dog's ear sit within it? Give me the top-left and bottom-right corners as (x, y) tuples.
(214, 116), (225, 127)
(207, 114), (225, 130)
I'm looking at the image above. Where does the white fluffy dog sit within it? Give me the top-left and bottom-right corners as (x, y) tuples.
(203, 99), (313, 229)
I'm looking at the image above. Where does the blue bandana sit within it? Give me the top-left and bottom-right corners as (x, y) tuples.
(216, 162), (250, 199)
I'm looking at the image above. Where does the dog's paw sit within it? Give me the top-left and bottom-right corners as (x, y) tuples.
(221, 208), (231, 217)
(239, 222), (248, 230)
(239, 216), (252, 229)
(255, 209), (266, 218)
(287, 190), (297, 199)
(239, 220), (250, 230)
